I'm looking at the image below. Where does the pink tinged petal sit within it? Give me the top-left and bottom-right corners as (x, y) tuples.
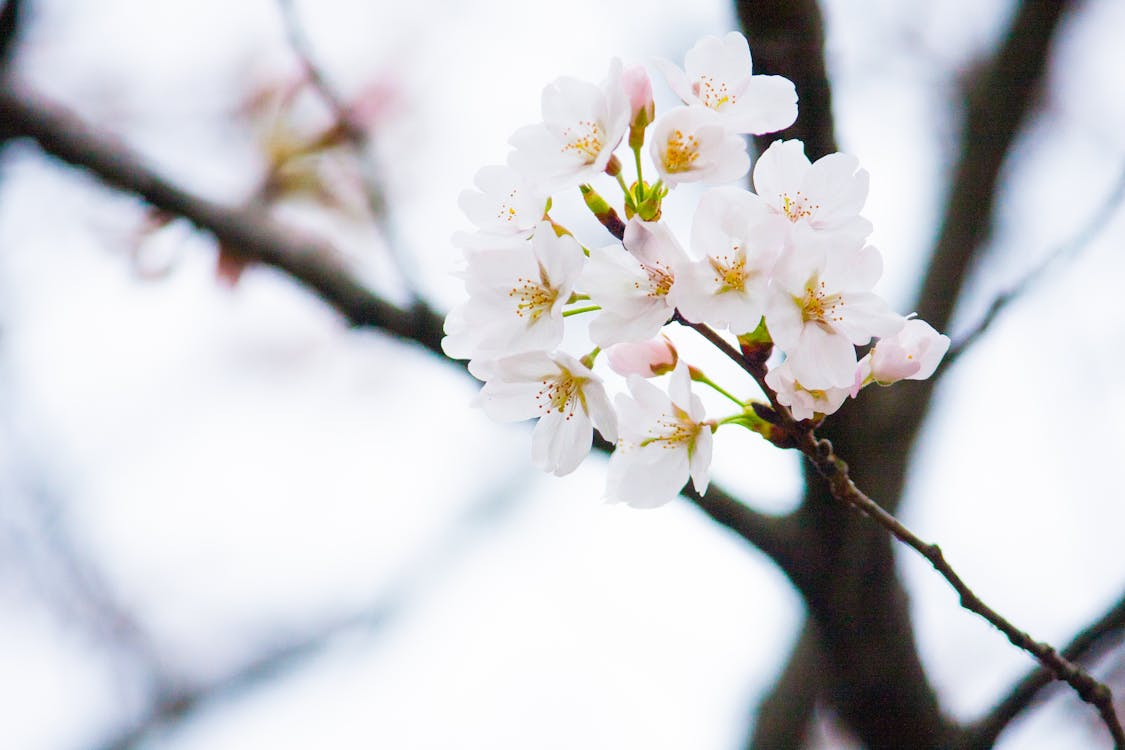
(852, 355), (872, 397)
(870, 319), (949, 383)
(622, 64), (654, 124)
(726, 74), (798, 134)
(623, 218), (689, 268)
(606, 339), (678, 378)
(871, 340), (921, 382)
(653, 57), (694, 105)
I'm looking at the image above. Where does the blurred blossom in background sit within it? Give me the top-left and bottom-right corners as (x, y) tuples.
(1, 0), (1124, 748)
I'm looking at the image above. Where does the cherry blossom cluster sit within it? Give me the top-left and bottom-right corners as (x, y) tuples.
(444, 32), (949, 508)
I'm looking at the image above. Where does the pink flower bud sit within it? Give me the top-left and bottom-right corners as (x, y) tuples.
(868, 320), (950, 385)
(607, 337), (678, 377)
(623, 65), (655, 149)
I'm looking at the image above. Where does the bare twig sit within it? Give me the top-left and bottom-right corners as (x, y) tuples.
(803, 435), (1125, 747)
(942, 162), (1125, 371)
(963, 591), (1125, 749)
(678, 318), (1125, 747)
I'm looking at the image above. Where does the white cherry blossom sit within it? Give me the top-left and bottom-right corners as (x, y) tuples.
(765, 360), (851, 421)
(442, 223), (585, 375)
(753, 139), (873, 239)
(672, 186), (787, 333)
(649, 105), (749, 187)
(606, 363), (712, 508)
(478, 351), (617, 476)
(508, 59), (629, 190)
(454, 165), (547, 252)
(765, 227), (905, 389)
(656, 31), (797, 135)
(580, 218), (686, 346)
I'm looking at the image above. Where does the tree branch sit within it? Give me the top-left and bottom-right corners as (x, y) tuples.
(963, 590), (1125, 749)
(0, 0), (23, 69)
(678, 316), (1124, 746)
(747, 619), (820, 749)
(0, 79), (444, 350)
(802, 433), (1125, 747)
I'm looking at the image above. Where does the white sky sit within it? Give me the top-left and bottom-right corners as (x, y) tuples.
(1, 0), (1124, 748)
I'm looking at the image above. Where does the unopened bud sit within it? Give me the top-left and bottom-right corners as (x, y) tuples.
(737, 318), (773, 367)
(623, 65), (655, 150)
(607, 337), (678, 377)
(579, 184), (626, 239)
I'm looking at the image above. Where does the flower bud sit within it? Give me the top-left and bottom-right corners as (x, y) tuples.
(623, 65), (655, 150)
(607, 337), (678, 377)
(856, 319), (950, 394)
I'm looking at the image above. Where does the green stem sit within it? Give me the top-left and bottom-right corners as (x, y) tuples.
(615, 171), (631, 198)
(693, 372), (744, 406)
(563, 305), (601, 317)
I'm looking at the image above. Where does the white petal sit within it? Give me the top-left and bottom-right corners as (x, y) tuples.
(689, 428), (713, 494)
(725, 74), (798, 134)
(583, 381), (618, 443)
(753, 139), (810, 209)
(477, 379), (544, 422)
(790, 325), (859, 389)
(803, 152), (868, 229)
(607, 444), (688, 508)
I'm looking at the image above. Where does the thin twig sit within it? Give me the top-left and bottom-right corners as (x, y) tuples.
(802, 436), (1124, 748)
(942, 163), (1125, 372)
(964, 591), (1125, 749)
(678, 318), (1125, 747)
